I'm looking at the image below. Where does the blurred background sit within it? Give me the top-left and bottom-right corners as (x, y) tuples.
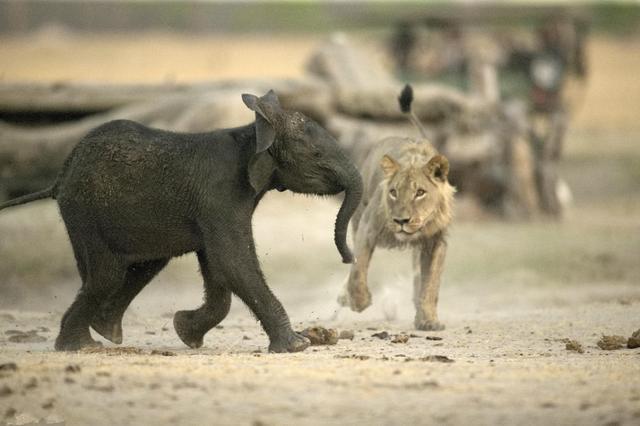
(0, 0), (638, 326)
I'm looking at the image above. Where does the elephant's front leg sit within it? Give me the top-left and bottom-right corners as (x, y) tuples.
(173, 250), (232, 349)
(413, 235), (447, 331)
(201, 223), (309, 353)
(338, 203), (380, 312)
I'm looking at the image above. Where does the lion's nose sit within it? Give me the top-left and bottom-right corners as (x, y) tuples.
(393, 217), (411, 225)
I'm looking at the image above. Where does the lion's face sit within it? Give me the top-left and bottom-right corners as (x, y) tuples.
(381, 153), (452, 242)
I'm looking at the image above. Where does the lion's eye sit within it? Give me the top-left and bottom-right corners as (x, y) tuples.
(416, 189), (426, 198)
(389, 189), (397, 199)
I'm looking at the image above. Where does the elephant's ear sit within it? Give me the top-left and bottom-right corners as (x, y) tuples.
(242, 91), (281, 153)
(248, 151), (276, 194)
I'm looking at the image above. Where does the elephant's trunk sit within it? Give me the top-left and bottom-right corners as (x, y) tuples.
(334, 164), (363, 264)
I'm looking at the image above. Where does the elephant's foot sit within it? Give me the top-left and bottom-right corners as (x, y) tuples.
(338, 283), (372, 313)
(268, 331), (310, 353)
(91, 310), (124, 344)
(54, 331), (103, 352)
(173, 310), (208, 349)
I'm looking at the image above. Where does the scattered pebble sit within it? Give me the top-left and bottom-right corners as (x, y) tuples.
(0, 362), (18, 372)
(0, 385), (13, 397)
(7, 330), (46, 343)
(42, 398), (55, 410)
(419, 355), (454, 363)
(426, 336), (443, 341)
(24, 377), (38, 390)
(597, 335), (627, 350)
(565, 340), (585, 354)
(243, 335), (251, 340)
(334, 354), (370, 360)
(300, 327), (338, 346)
(338, 330), (355, 340)
(4, 407), (16, 419)
(145, 331), (156, 335)
(65, 364), (81, 373)
(81, 347), (145, 355)
(371, 331), (389, 340)
(84, 383), (115, 393)
(628, 329), (640, 349)
(150, 350), (177, 356)
(391, 334), (409, 344)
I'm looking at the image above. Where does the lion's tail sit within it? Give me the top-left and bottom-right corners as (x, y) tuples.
(398, 84), (430, 140)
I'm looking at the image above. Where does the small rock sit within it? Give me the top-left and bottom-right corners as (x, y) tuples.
(338, 330), (355, 340)
(42, 398), (55, 409)
(150, 350), (176, 356)
(64, 377), (76, 385)
(84, 383), (114, 393)
(37, 327), (50, 332)
(0, 363), (17, 372)
(242, 335), (251, 340)
(628, 329), (640, 349)
(419, 355), (454, 363)
(371, 331), (389, 340)
(24, 377), (38, 390)
(145, 331), (156, 335)
(4, 407), (16, 418)
(565, 340), (585, 353)
(334, 354), (370, 360)
(426, 336), (443, 341)
(300, 326), (338, 346)
(391, 334), (409, 344)
(0, 385), (12, 397)
(7, 330), (46, 343)
(65, 364), (81, 373)
(597, 335), (627, 350)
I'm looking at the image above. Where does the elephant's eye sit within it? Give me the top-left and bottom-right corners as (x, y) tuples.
(389, 189), (397, 199)
(415, 189), (426, 199)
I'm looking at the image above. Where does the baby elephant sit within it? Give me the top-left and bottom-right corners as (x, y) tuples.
(0, 90), (363, 353)
(338, 85), (455, 331)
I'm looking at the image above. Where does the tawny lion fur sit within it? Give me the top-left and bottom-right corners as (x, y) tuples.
(338, 134), (455, 331)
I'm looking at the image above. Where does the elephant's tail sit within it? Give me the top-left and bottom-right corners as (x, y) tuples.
(0, 185), (55, 212)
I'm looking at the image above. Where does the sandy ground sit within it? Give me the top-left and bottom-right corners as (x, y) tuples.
(1, 30), (640, 425)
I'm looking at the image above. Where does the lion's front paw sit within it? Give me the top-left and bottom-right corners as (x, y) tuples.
(348, 286), (372, 313)
(415, 319), (445, 331)
(337, 285), (372, 313)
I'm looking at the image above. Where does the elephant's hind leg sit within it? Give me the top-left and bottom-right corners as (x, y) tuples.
(55, 237), (127, 351)
(91, 258), (169, 344)
(174, 251), (232, 349)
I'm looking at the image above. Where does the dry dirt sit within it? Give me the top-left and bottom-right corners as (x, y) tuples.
(1, 31), (640, 426)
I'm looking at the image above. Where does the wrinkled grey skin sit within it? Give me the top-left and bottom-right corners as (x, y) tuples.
(0, 91), (363, 353)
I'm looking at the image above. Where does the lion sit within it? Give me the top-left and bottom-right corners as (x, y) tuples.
(338, 85), (455, 331)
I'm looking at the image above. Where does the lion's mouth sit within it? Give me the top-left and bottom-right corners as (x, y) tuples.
(396, 228), (417, 235)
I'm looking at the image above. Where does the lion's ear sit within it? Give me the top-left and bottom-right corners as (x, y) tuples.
(425, 155), (449, 182)
(380, 155), (399, 178)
